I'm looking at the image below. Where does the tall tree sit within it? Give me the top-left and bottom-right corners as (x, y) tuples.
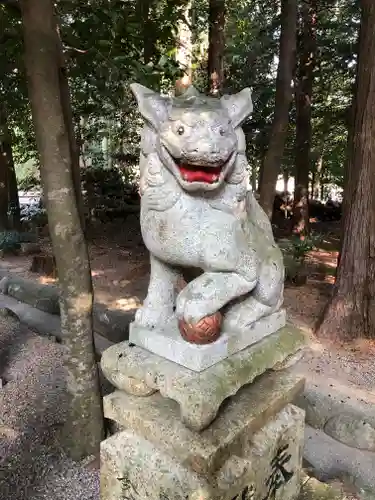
(0, 106), (21, 229)
(291, 0), (317, 237)
(56, 25), (87, 232)
(207, 0), (225, 95)
(175, 0), (193, 94)
(0, 146), (9, 230)
(20, 0), (104, 459)
(316, 0), (375, 341)
(258, 0), (297, 219)
(137, 0), (155, 64)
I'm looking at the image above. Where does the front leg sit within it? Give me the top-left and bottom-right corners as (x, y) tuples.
(135, 254), (181, 328)
(175, 270), (257, 324)
(176, 220), (259, 323)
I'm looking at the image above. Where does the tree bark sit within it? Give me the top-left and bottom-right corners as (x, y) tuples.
(55, 23), (86, 232)
(0, 111), (21, 229)
(207, 0), (225, 96)
(283, 170), (289, 194)
(258, 0), (297, 219)
(137, 0), (155, 64)
(316, 0), (375, 341)
(312, 153), (323, 200)
(20, 0), (104, 459)
(175, 0), (193, 94)
(292, 0), (317, 237)
(0, 149), (9, 231)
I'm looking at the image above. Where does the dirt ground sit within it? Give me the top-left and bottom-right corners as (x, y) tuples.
(1, 217), (375, 393)
(1, 218), (374, 499)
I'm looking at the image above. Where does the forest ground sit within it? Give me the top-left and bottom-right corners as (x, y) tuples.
(1, 216), (374, 392)
(1, 217), (374, 500)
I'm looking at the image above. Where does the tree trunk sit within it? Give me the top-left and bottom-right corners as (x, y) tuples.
(20, 0), (104, 459)
(207, 0), (225, 95)
(55, 24), (86, 232)
(176, 0), (193, 95)
(258, 0), (297, 219)
(316, 0), (375, 342)
(4, 141), (20, 230)
(312, 154), (323, 200)
(0, 112), (21, 229)
(292, 0), (317, 237)
(0, 149), (9, 231)
(283, 170), (289, 194)
(137, 0), (154, 64)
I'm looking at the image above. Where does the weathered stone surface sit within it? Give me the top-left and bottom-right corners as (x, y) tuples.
(295, 376), (375, 452)
(5, 275), (60, 315)
(101, 400), (305, 500)
(101, 324), (306, 431)
(104, 371), (305, 475)
(0, 292), (114, 359)
(304, 425), (375, 492)
(0, 276), (9, 294)
(131, 83), (285, 343)
(20, 242), (41, 256)
(0, 272), (130, 344)
(324, 414), (375, 453)
(101, 429), (212, 500)
(129, 309), (286, 371)
(93, 303), (132, 343)
(245, 404), (304, 500)
(299, 475), (348, 500)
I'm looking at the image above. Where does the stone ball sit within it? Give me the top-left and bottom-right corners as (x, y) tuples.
(178, 312), (222, 345)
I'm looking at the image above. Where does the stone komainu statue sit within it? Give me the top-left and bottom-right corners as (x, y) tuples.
(131, 83), (285, 338)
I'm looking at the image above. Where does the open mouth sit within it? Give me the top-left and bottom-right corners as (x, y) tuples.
(177, 163), (224, 184)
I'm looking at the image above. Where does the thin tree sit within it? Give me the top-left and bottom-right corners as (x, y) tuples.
(0, 144), (9, 230)
(176, 0), (193, 95)
(207, 0), (225, 95)
(20, 0), (104, 459)
(291, 0), (317, 237)
(258, 0), (297, 219)
(316, 0), (375, 341)
(0, 108), (21, 229)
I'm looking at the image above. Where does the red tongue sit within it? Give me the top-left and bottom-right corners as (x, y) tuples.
(179, 165), (221, 184)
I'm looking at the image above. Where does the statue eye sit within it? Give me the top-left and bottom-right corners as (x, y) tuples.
(219, 127), (226, 136)
(177, 126), (185, 135)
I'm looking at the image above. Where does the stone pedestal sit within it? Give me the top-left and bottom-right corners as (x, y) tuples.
(129, 309), (286, 372)
(100, 323), (306, 499)
(101, 323), (305, 431)
(101, 371), (305, 500)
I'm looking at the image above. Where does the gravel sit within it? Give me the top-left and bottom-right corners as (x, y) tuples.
(0, 310), (99, 500)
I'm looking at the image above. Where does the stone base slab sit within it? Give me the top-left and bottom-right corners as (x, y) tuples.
(101, 323), (306, 431)
(101, 385), (305, 500)
(129, 309), (286, 372)
(104, 370), (305, 476)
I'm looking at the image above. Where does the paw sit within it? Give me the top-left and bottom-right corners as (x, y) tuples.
(176, 287), (215, 324)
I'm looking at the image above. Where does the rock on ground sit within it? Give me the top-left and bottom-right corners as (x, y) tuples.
(304, 425), (375, 493)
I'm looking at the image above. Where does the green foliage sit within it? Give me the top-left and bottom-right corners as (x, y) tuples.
(15, 159), (40, 190)
(281, 233), (322, 262)
(0, 0), (361, 198)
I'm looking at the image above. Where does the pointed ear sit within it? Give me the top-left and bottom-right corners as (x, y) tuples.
(130, 83), (169, 130)
(220, 88), (253, 128)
